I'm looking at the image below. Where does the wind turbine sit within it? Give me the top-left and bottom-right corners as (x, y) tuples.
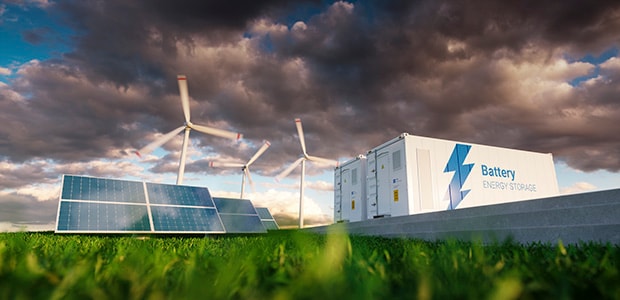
(135, 75), (243, 185)
(209, 140), (271, 199)
(275, 118), (338, 228)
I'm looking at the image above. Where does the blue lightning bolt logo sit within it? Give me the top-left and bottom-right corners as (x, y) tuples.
(444, 144), (474, 210)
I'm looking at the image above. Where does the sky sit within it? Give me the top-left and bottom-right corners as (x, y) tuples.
(1, 0), (620, 231)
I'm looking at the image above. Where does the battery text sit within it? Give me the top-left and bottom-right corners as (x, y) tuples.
(481, 164), (515, 181)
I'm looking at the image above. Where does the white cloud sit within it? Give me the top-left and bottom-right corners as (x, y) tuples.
(250, 18), (288, 37)
(495, 56), (594, 103)
(600, 56), (620, 71)
(0, 66), (11, 75)
(0, 81), (25, 102)
(12, 183), (60, 201)
(264, 178), (334, 193)
(0, 221), (55, 232)
(55, 159), (146, 179)
(306, 180), (334, 192)
(560, 181), (597, 195)
(26, 0), (53, 8)
(329, 1), (355, 15)
(292, 21), (307, 32)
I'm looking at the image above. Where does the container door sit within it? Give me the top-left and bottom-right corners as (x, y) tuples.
(341, 169), (352, 221)
(376, 152), (391, 216)
(334, 168), (342, 222)
(366, 156), (378, 219)
(350, 166), (361, 222)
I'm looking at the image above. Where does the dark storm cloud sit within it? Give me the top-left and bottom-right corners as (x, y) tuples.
(0, 60), (151, 162)
(2, 0), (620, 178)
(55, 0), (318, 87)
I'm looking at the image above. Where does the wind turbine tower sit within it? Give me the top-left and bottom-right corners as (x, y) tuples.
(276, 118), (338, 228)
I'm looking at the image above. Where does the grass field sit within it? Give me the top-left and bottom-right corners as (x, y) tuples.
(1, 230), (618, 299)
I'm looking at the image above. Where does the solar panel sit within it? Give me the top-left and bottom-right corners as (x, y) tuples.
(255, 207), (279, 230)
(151, 206), (223, 232)
(55, 175), (226, 234)
(62, 175), (146, 203)
(255, 207), (273, 219)
(146, 183), (214, 207)
(213, 198), (266, 233)
(213, 197), (257, 214)
(57, 202), (150, 232)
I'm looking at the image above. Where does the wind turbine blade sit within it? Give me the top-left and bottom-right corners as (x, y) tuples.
(190, 123), (243, 140)
(295, 118), (307, 155)
(307, 155), (339, 167)
(275, 157), (305, 182)
(178, 75), (190, 123)
(245, 167), (255, 193)
(135, 125), (185, 158)
(209, 161), (245, 168)
(246, 140), (270, 166)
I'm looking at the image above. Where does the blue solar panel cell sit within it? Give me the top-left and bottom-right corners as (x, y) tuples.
(218, 214), (266, 233)
(255, 207), (279, 230)
(261, 220), (279, 230)
(150, 206), (224, 232)
(213, 198), (257, 214)
(56, 202), (150, 232)
(61, 175), (145, 203)
(255, 207), (274, 220)
(146, 183), (215, 207)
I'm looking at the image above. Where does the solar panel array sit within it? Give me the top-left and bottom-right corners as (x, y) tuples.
(56, 175), (273, 234)
(255, 207), (280, 230)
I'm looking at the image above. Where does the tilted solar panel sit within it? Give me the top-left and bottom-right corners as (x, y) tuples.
(213, 198), (266, 233)
(57, 201), (150, 232)
(151, 206), (224, 232)
(62, 175), (146, 203)
(255, 207), (274, 219)
(218, 214), (266, 233)
(146, 183), (214, 207)
(255, 207), (279, 230)
(213, 197), (256, 214)
(261, 220), (279, 231)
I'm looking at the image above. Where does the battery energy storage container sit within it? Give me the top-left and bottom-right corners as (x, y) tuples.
(335, 133), (559, 222)
(334, 155), (366, 222)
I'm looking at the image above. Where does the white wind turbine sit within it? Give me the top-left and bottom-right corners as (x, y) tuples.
(209, 140), (271, 199)
(275, 118), (338, 228)
(135, 75), (243, 185)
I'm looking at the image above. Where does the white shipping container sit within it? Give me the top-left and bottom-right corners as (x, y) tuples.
(334, 155), (367, 222)
(336, 133), (559, 222)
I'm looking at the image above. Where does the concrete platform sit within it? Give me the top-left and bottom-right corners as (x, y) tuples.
(305, 189), (620, 245)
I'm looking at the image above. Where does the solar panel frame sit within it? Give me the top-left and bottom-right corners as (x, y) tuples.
(55, 175), (227, 234)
